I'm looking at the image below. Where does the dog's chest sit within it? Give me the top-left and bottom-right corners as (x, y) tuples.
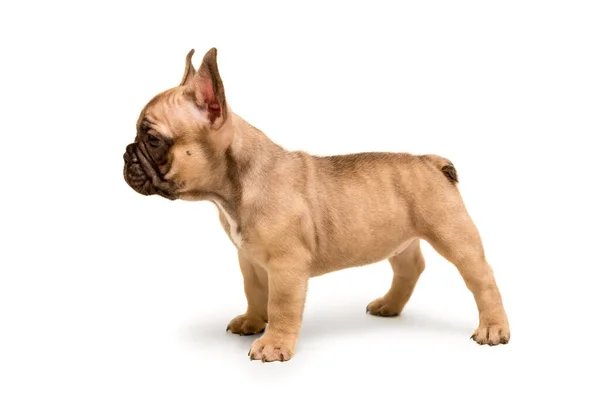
(214, 201), (243, 248)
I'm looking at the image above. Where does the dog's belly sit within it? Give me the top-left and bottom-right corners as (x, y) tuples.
(309, 196), (417, 276)
(310, 235), (417, 277)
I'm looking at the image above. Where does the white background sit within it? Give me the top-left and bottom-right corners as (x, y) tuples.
(1, 1), (599, 399)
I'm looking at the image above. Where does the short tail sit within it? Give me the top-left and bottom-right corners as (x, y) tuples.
(421, 154), (459, 184)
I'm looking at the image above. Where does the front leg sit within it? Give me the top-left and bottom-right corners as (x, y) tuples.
(226, 253), (269, 335)
(249, 255), (309, 362)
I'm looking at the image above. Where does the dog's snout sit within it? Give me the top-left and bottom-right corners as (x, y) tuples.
(124, 143), (138, 163)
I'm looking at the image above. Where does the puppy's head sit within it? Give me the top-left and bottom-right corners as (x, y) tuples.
(123, 48), (232, 200)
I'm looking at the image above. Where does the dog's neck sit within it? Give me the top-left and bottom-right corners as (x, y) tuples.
(229, 112), (285, 173)
(205, 111), (286, 227)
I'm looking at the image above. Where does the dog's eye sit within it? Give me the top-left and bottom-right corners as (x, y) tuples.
(147, 134), (161, 148)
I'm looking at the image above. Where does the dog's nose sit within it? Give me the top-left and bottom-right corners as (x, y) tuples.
(124, 143), (138, 163)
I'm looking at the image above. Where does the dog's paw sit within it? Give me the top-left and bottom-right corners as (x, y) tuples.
(366, 297), (401, 317)
(248, 335), (295, 362)
(471, 324), (510, 346)
(226, 314), (266, 336)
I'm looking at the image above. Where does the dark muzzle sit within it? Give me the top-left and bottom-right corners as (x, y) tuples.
(123, 143), (175, 200)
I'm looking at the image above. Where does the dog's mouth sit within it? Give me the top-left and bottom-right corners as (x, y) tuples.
(123, 142), (176, 200)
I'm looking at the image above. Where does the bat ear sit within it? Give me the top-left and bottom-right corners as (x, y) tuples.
(191, 47), (228, 128)
(179, 49), (196, 86)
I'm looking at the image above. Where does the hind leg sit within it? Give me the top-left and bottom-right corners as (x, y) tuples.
(424, 208), (510, 345)
(367, 240), (426, 317)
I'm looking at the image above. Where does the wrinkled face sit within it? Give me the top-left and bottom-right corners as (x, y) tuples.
(122, 108), (176, 199)
(122, 48), (229, 200)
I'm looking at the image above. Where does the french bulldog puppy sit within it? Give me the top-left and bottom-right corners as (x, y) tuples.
(123, 47), (510, 362)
